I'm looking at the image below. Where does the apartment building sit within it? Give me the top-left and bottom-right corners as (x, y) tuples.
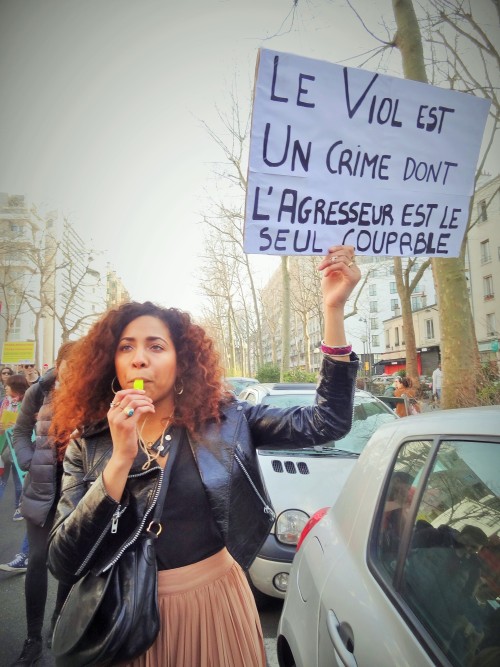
(382, 173), (500, 373)
(106, 269), (131, 308)
(0, 192), (123, 368)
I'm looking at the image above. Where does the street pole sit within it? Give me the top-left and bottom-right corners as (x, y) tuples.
(361, 335), (368, 390)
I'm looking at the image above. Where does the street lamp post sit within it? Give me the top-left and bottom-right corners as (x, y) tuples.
(359, 317), (371, 378)
(360, 335), (368, 389)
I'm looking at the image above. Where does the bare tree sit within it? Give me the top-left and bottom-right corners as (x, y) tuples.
(391, 0), (499, 406)
(199, 227), (241, 373)
(280, 256), (291, 379)
(0, 240), (34, 341)
(289, 256), (323, 372)
(1, 201), (106, 367)
(393, 257), (432, 384)
(259, 278), (282, 366)
(289, 0), (498, 405)
(45, 220), (104, 342)
(200, 93), (265, 368)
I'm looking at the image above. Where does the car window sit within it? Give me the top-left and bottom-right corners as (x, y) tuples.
(336, 401), (397, 453)
(228, 379), (256, 394)
(374, 438), (500, 667)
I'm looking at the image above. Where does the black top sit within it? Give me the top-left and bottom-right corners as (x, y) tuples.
(156, 429), (224, 570)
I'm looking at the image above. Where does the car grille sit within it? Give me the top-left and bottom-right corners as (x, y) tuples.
(271, 459), (310, 475)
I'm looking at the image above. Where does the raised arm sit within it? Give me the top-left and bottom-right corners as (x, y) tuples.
(318, 244), (361, 361)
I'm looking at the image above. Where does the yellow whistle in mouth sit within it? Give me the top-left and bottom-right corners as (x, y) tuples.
(133, 379), (144, 390)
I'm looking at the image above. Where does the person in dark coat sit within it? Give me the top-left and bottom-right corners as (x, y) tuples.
(9, 341), (76, 667)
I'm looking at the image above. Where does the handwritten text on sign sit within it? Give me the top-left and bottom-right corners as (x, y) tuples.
(244, 49), (490, 257)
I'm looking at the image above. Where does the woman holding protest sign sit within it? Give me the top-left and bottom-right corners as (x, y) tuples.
(47, 245), (360, 667)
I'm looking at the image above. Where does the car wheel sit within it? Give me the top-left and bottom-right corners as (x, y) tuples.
(245, 573), (273, 610)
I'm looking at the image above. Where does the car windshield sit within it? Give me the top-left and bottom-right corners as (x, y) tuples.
(228, 378), (256, 394)
(261, 393), (397, 455)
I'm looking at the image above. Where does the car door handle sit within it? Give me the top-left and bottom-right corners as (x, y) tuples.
(326, 610), (357, 667)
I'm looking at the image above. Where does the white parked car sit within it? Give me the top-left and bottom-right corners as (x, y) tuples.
(277, 406), (500, 667)
(237, 383), (398, 606)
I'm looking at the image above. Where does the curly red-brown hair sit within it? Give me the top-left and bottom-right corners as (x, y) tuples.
(50, 302), (229, 458)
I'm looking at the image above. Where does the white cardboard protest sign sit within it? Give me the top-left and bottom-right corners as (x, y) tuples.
(244, 49), (490, 257)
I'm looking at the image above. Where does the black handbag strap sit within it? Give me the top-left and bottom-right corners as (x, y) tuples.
(146, 426), (181, 535)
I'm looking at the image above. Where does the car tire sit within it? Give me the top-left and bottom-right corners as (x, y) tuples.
(245, 573), (273, 610)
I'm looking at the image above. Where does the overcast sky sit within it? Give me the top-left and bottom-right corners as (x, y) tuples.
(1, 0), (498, 316)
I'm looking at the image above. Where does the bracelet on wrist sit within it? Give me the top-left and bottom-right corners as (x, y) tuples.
(320, 341), (352, 356)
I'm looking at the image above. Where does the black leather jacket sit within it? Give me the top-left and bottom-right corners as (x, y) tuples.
(48, 354), (358, 584)
(13, 369), (57, 526)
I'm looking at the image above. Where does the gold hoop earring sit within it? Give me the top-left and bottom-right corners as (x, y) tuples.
(174, 378), (184, 395)
(111, 376), (121, 395)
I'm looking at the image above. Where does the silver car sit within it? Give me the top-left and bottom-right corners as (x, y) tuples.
(238, 382), (398, 606)
(277, 406), (500, 667)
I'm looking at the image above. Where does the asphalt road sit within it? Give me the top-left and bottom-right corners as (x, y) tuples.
(0, 474), (282, 667)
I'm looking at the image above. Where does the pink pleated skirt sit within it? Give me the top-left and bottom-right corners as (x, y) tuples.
(117, 547), (266, 667)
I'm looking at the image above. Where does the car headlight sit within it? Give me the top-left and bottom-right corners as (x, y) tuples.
(275, 509), (310, 545)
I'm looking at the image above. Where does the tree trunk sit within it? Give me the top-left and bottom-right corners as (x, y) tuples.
(302, 313), (311, 372)
(280, 256), (291, 380)
(392, 0), (480, 407)
(394, 257), (419, 384)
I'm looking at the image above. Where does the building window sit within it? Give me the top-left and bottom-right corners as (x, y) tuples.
(389, 282), (397, 294)
(370, 301), (378, 313)
(390, 299), (399, 311)
(10, 317), (21, 340)
(9, 223), (25, 236)
(425, 319), (435, 339)
(486, 313), (496, 336)
(385, 331), (390, 349)
(371, 335), (380, 347)
(478, 199), (488, 222)
(483, 275), (494, 299)
(370, 318), (378, 330)
(480, 239), (491, 264)
(369, 284), (377, 296)
(412, 295), (425, 310)
(395, 327), (400, 346)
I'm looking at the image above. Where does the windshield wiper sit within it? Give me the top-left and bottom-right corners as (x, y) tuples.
(311, 446), (360, 457)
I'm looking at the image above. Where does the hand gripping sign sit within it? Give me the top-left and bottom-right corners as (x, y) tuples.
(244, 49), (490, 258)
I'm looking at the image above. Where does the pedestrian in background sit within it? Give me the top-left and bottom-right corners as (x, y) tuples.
(8, 342), (76, 667)
(1, 365), (14, 400)
(48, 245), (360, 667)
(0, 374), (30, 519)
(21, 365), (40, 387)
(432, 362), (443, 403)
(394, 376), (420, 417)
(384, 379), (397, 397)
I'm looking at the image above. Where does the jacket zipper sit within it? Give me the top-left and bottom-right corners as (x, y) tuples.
(101, 466), (164, 573)
(75, 467), (161, 577)
(111, 505), (126, 533)
(234, 452), (275, 521)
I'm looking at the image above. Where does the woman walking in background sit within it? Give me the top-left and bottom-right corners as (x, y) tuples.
(394, 376), (420, 417)
(0, 374), (30, 519)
